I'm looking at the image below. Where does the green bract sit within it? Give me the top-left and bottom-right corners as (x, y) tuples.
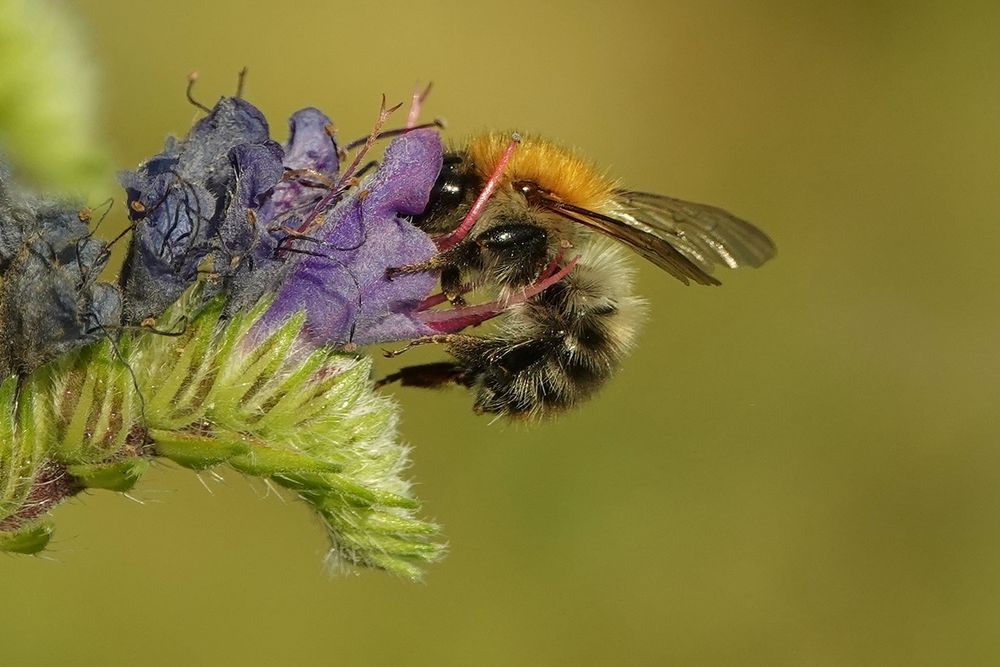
(0, 290), (443, 579)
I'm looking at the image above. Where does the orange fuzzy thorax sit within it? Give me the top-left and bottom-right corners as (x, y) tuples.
(466, 132), (618, 213)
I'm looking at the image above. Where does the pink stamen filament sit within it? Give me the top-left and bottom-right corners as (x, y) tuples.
(420, 255), (579, 333)
(406, 82), (432, 129)
(434, 133), (521, 251)
(417, 291), (452, 311)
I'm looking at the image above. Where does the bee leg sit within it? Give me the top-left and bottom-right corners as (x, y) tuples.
(418, 256), (580, 334)
(385, 241), (482, 283)
(374, 361), (474, 390)
(382, 333), (480, 358)
(385, 255), (448, 280)
(440, 266), (466, 306)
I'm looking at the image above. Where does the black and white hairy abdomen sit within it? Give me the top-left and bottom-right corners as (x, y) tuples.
(446, 239), (645, 418)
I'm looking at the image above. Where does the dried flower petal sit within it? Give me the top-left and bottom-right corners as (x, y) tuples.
(218, 108), (339, 315)
(282, 107), (340, 174)
(213, 141), (285, 314)
(118, 97), (276, 322)
(0, 168), (119, 376)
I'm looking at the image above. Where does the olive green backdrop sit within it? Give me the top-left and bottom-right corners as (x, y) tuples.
(2, 1), (998, 665)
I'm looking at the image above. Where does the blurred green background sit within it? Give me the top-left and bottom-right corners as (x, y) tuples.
(2, 1), (999, 665)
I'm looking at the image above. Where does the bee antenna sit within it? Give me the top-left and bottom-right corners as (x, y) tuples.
(435, 133), (522, 251)
(185, 71), (212, 113)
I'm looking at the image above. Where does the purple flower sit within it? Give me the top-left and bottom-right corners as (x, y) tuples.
(261, 129), (441, 346)
(120, 96), (443, 348)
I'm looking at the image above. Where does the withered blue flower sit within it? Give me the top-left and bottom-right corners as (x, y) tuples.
(0, 168), (120, 376)
(212, 141), (285, 315)
(218, 107), (339, 315)
(118, 97), (278, 322)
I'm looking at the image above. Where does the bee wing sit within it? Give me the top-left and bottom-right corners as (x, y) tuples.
(612, 190), (777, 275)
(545, 201), (721, 285)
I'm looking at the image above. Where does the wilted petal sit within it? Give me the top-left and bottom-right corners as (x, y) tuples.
(118, 171), (213, 322)
(180, 97), (271, 191)
(215, 141), (287, 314)
(283, 108), (339, 174)
(255, 108), (340, 237)
(118, 97), (276, 323)
(0, 174), (120, 375)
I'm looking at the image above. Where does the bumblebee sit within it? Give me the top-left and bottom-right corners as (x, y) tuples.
(381, 132), (776, 418)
